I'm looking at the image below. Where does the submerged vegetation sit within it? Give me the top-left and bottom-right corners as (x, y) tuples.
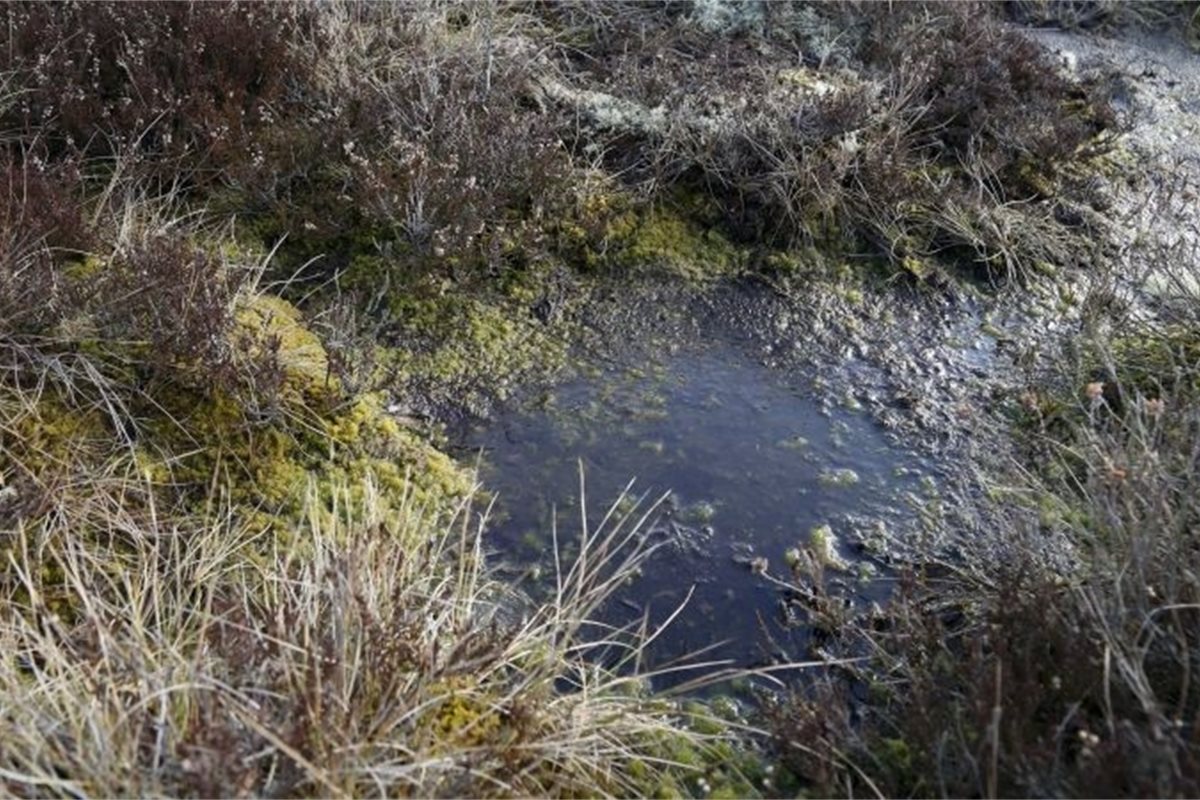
(1, 0), (1198, 796)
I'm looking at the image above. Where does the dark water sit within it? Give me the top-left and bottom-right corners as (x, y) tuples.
(458, 334), (936, 679)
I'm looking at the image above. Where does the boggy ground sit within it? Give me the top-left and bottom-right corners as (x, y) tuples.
(1, 2), (1198, 797)
(389, 10), (1200, 794)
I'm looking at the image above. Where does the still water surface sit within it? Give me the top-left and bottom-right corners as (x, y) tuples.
(459, 334), (935, 676)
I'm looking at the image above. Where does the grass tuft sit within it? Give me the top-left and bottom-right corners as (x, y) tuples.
(0, 465), (748, 797)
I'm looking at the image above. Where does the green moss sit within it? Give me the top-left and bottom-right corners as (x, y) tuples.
(384, 290), (571, 412)
(1016, 158), (1058, 198)
(3, 398), (111, 478)
(838, 284), (865, 306)
(651, 775), (685, 799)
(234, 293), (336, 400)
(764, 249), (873, 295)
(142, 385), (472, 537)
(1076, 136), (1138, 183)
(562, 188), (747, 280)
(616, 210), (746, 280)
(683, 701), (725, 737)
(709, 695), (741, 722)
(9, 294), (476, 538)
(764, 250), (808, 275)
(902, 255), (935, 281)
(0, 394), (115, 614)
(421, 675), (505, 751)
(1110, 328), (1200, 399)
(874, 737), (918, 789)
(61, 254), (106, 282)
(819, 467), (861, 487)
(680, 500), (718, 524)
(809, 524), (850, 571)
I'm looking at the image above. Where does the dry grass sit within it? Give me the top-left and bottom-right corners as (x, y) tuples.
(0, 459), (753, 797)
(765, 166), (1200, 799)
(1, 2), (1118, 294)
(1009, 0), (1200, 34)
(535, 1), (1114, 286)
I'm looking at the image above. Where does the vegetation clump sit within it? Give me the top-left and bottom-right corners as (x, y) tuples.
(2, 1), (1194, 796)
(0, 469), (755, 797)
(535, 1), (1118, 285)
(763, 183), (1200, 797)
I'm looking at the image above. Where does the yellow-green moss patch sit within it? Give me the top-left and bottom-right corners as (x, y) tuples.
(612, 209), (747, 280)
(233, 293), (335, 396)
(385, 292), (571, 408)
